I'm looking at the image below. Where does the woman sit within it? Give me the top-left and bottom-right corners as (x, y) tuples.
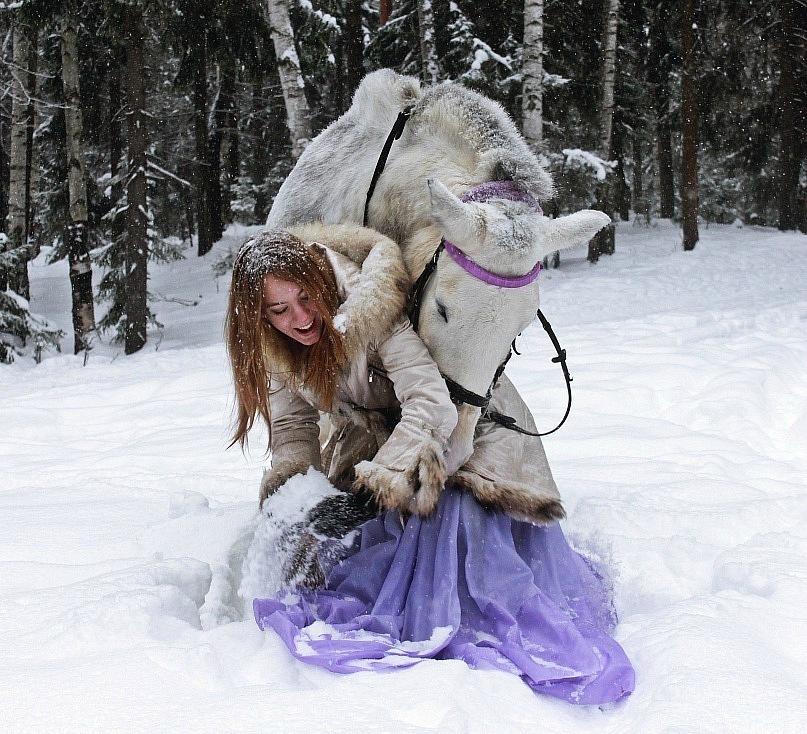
(227, 224), (458, 582)
(229, 225), (634, 706)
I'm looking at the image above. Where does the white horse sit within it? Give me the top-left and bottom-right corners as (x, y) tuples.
(268, 69), (609, 478)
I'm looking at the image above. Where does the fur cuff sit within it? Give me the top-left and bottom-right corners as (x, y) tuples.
(353, 436), (446, 516)
(259, 460), (311, 508)
(452, 470), (566, 525)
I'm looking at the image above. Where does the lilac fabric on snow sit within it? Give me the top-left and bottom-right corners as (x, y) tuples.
(253, 488), (634, 705)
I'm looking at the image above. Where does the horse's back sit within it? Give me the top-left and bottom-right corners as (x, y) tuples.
(267, 69), (553, 232)
(407, 82), (553, 199)
(267, 70), (422, 229)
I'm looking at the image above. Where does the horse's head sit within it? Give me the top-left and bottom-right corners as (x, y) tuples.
(415, 179), (610, 474)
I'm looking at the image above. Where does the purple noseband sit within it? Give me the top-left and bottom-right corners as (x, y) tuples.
(443, 181), (544, 288)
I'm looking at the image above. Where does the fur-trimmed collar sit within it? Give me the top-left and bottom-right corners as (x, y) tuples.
(287, 223), (411, 361)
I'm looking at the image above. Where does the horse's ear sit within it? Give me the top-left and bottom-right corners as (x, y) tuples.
(428, 178), (478, 245)
(539, 210), (611, 257)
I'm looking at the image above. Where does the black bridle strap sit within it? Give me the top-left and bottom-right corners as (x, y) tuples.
(442, 373), (492, 409)
(409, 239), (445, 332)
(363, 107), (412, 227)
(486, 308), (573, 437)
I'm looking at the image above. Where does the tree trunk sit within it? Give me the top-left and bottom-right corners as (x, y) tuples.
(24, 36), (38, 263)
(192, 19), (213, 256)
(588, 0), (619, 263)
(246, 72), (268, 218)
(776, 0), (799, 231)
(343, 0), (364, 101)
(0, 114), (8, 228)
(632, 135), (645, 219)
(650, 2), (675, 219)
(614, 128), (630, 221)
(4, 21), (36, 298)
(124, 6), (148, 354)
(266, 0), (312, 162)
(109, 59), (125, 241)
(380, 0), (392, 25)
(656, 109), (675, 218)
(522, 0), (544, 153)
(680, 0), (699, 251)
(61, 10), (97, 355)
(599, 0), (619, 159)
(417, 0), (440, 85)
(211, 59), (238, 239)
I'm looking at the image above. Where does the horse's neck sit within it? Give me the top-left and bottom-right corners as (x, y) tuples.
(372, 156), (480, 244)
(400, 225), (444, 279)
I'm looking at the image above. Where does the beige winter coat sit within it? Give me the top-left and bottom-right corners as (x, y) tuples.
(260, 224), (458, 516)
(453, 374), (565, 524)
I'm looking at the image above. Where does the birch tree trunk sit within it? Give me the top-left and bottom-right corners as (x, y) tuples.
(417, 0), (440, 85)
(266, 0), (311, 162)
(61, 9), (97, 354)
(588, 0), (619, 263)
(599, 0), (619, 157)
(680, 0), (699, 251)
(4, 20), (35, 298)
(124, 5), (148, 354)
(522, 0), (544, 152)
(523, 0), (559, 267)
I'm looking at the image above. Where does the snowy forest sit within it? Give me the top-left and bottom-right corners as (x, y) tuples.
(0, 0), (805, 363)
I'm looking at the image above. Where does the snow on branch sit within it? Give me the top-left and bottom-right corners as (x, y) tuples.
(296, 0), (339, 31)
(470, 38), (512, 71)
(561, 149), (615, 182)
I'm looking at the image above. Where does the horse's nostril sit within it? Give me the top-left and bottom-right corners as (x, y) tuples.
(436, 301), (448, 322)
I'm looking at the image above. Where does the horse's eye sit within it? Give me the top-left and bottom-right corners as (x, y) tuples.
(436, 301), (448, 322)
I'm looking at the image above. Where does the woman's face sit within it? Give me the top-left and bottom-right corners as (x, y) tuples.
(262, 274), (324, 346)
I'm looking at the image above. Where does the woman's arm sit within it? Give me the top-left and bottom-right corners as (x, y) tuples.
(376, 317), (457, 444)
(260, 379), (323, 505)
(353, 317), (457, 516)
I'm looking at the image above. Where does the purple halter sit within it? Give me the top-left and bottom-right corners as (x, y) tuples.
(443, 181), (544, 288)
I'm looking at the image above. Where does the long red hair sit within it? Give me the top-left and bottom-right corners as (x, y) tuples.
(226, 230), (346, 450)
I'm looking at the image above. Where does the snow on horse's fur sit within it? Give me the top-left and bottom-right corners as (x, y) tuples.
(268, 69), (610, 475)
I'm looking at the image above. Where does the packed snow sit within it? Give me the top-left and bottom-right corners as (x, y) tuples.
(2, 219), (805, 733)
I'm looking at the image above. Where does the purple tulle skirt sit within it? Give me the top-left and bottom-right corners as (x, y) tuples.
(254, 487), (634, 705)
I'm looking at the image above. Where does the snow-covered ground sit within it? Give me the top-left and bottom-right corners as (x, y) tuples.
(2, 219), (805, 733)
